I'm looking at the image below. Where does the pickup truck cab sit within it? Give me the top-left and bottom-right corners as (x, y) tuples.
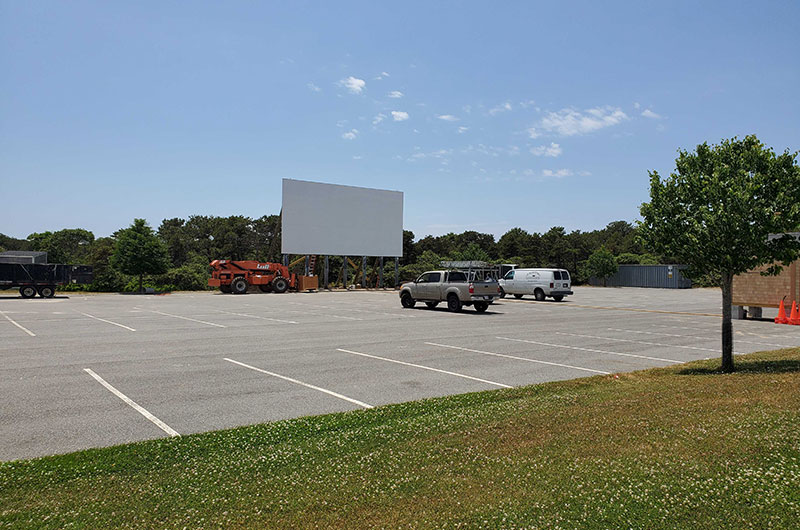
(400, 270), (500, 312)
(499, 268), (573, 301)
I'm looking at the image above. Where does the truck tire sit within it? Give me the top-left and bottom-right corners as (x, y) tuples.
(514, 294), (523, 299)
(474, 301), (488, 313)
(401, 292), (416, 308)
(20, 286), (37, 299)
(552, 295), (564, 302)
(220, 285), (232, 293)
(272, 277), (289, 293)
(446, 294), (462, 312)
(258, 284), (273, 293)
(231, 277), (249, 294)
(37, 285), (55, 298)
(425, 301), (438, 309)
(534, 289), (545, 301)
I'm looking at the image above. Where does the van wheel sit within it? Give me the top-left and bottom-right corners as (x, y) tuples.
(231, 277), (249, 294)
(447, 294), (462, 312)
(20, 286), (37, 299)
(552, 295), (564, 302)
(401, 292), (416, 308)
(514, 294), (523, 299)
(534, 289), (545, 301)
(272, 277), (289, 293)
(38, 285), (55, 298)
(498, 287), (506, 298)
(474, 301), (488, 313)
(425, 301), (438, 309)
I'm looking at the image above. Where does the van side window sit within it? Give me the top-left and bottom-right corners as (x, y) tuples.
(553, 271), (562, 280)
(504, 271), (514, 280)
(562, 270), (570, 280)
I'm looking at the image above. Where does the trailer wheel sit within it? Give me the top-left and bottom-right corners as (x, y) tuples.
(20, 286), (37, 299)
(231, 277), (249, 294)
(38, 286), (55, 298)
(272, 277), (289, 293)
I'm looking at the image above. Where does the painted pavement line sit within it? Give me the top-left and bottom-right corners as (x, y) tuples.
(74, 310), (136, 331)
(499, 336), (684, 364)
(83, 368), (179, 437)
(607, 328), (787, 349)
(425, 342), (610, 374)
(0, 310), (35, 336)
(224, 358), (373, 409)
(212, 308), (297, 324)
(148, 309), (226, 328)
(337, 348), (512, 388)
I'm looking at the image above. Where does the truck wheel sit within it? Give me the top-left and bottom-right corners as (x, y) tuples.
(37, 286), (55, 298)
(498, 287), (506, 298)
(220, 285), (232, 293)
(534, 289), (545, 301)
(514, 294), (523, 299)
(272, 277), (289, 293)
(447, 294), (462, 312)
(474, 301), (488, 313)
(20, 286), (37, 299)
(425, 301), (438, 309)
(259, 284), (273, 293)
(552, 295), (564, 302)
(231, 277), (249, 294)
(401, 292), (416, 308)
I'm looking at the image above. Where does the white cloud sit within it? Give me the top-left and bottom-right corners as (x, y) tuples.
(519, 99), (536, 109)
(488, 101), (512, 115)
(437, 114), (459, 121)
(633, 102), (641, 109)
(374, 71), (390, 80)
(387, 90), (404, 98)
(641, 109), (662, 119)
(528, 106), (628, 137)
(307, 83), (321, 92)
(542, 169), (572, 178)
(341, 129), (358, 140)
(391, 111), (409, 121)
(352, 155), (363, 160)
(530, 142), (562, 157)
(339, 76), (366, 94)
(457, 126), (469, 134)
(372, 113), (386, 125)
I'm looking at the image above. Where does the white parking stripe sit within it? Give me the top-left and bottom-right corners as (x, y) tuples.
(83, 368), (179, 437)
(224, 358), (373, 409)
(607, 328), (792, 349)
(498, 336), (684, 364)
(212, 309), (297, 324)
(425, 342), (610, 374)
(337, 348), (512, 388)
(0, 310), (35, 336)
(74, 310), (136, 331)
(148, 309), (226, 328)
(555, 330), (718, 354)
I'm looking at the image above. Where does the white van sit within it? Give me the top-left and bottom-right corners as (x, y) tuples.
(499, 268), (573, 301)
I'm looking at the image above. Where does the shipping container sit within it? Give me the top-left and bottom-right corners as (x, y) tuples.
(588, 264), (691, 289)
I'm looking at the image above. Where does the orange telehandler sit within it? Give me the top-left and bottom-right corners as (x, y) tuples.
(208, 260), (317, 294)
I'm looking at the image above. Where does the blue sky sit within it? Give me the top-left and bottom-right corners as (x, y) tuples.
(2, 1), (798, 240)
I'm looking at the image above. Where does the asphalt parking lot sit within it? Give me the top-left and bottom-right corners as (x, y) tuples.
(2, 286), (798, 461)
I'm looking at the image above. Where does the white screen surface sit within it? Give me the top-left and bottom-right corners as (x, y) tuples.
(281, 179), (403, 256)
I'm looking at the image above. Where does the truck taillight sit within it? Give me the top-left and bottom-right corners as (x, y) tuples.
(550, 282), (554, 288)
(468, 283), (474, 294)
(497, 286), (501, 293)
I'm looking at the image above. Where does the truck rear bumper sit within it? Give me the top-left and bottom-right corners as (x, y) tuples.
(470, 295), (498, 301)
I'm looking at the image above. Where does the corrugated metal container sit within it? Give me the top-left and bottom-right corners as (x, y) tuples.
(589, 264), (692, 289)
(0, 251), (48, 264)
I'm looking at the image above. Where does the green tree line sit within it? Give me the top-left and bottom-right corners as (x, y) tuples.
(0, 217), (663, 291)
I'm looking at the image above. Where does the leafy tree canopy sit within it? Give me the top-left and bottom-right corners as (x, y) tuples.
(111, 219), (170, 291)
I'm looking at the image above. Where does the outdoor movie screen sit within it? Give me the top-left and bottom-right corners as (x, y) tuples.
(281, 179), (404, 257)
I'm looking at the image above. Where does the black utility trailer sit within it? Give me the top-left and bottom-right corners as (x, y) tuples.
(0, 262), (93, 298)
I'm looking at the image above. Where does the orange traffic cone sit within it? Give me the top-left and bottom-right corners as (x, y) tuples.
(790, 301), (800, 326)
(775, 299), (789, 324)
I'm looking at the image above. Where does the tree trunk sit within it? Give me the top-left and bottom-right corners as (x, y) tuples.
(138, 274), (143, 293)
(721, 273), (734, 372)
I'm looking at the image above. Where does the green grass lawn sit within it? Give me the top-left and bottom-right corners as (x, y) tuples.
(2, 350), (799, 529)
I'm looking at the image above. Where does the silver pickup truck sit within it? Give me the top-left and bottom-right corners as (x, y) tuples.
(399, 270), (500, 312)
